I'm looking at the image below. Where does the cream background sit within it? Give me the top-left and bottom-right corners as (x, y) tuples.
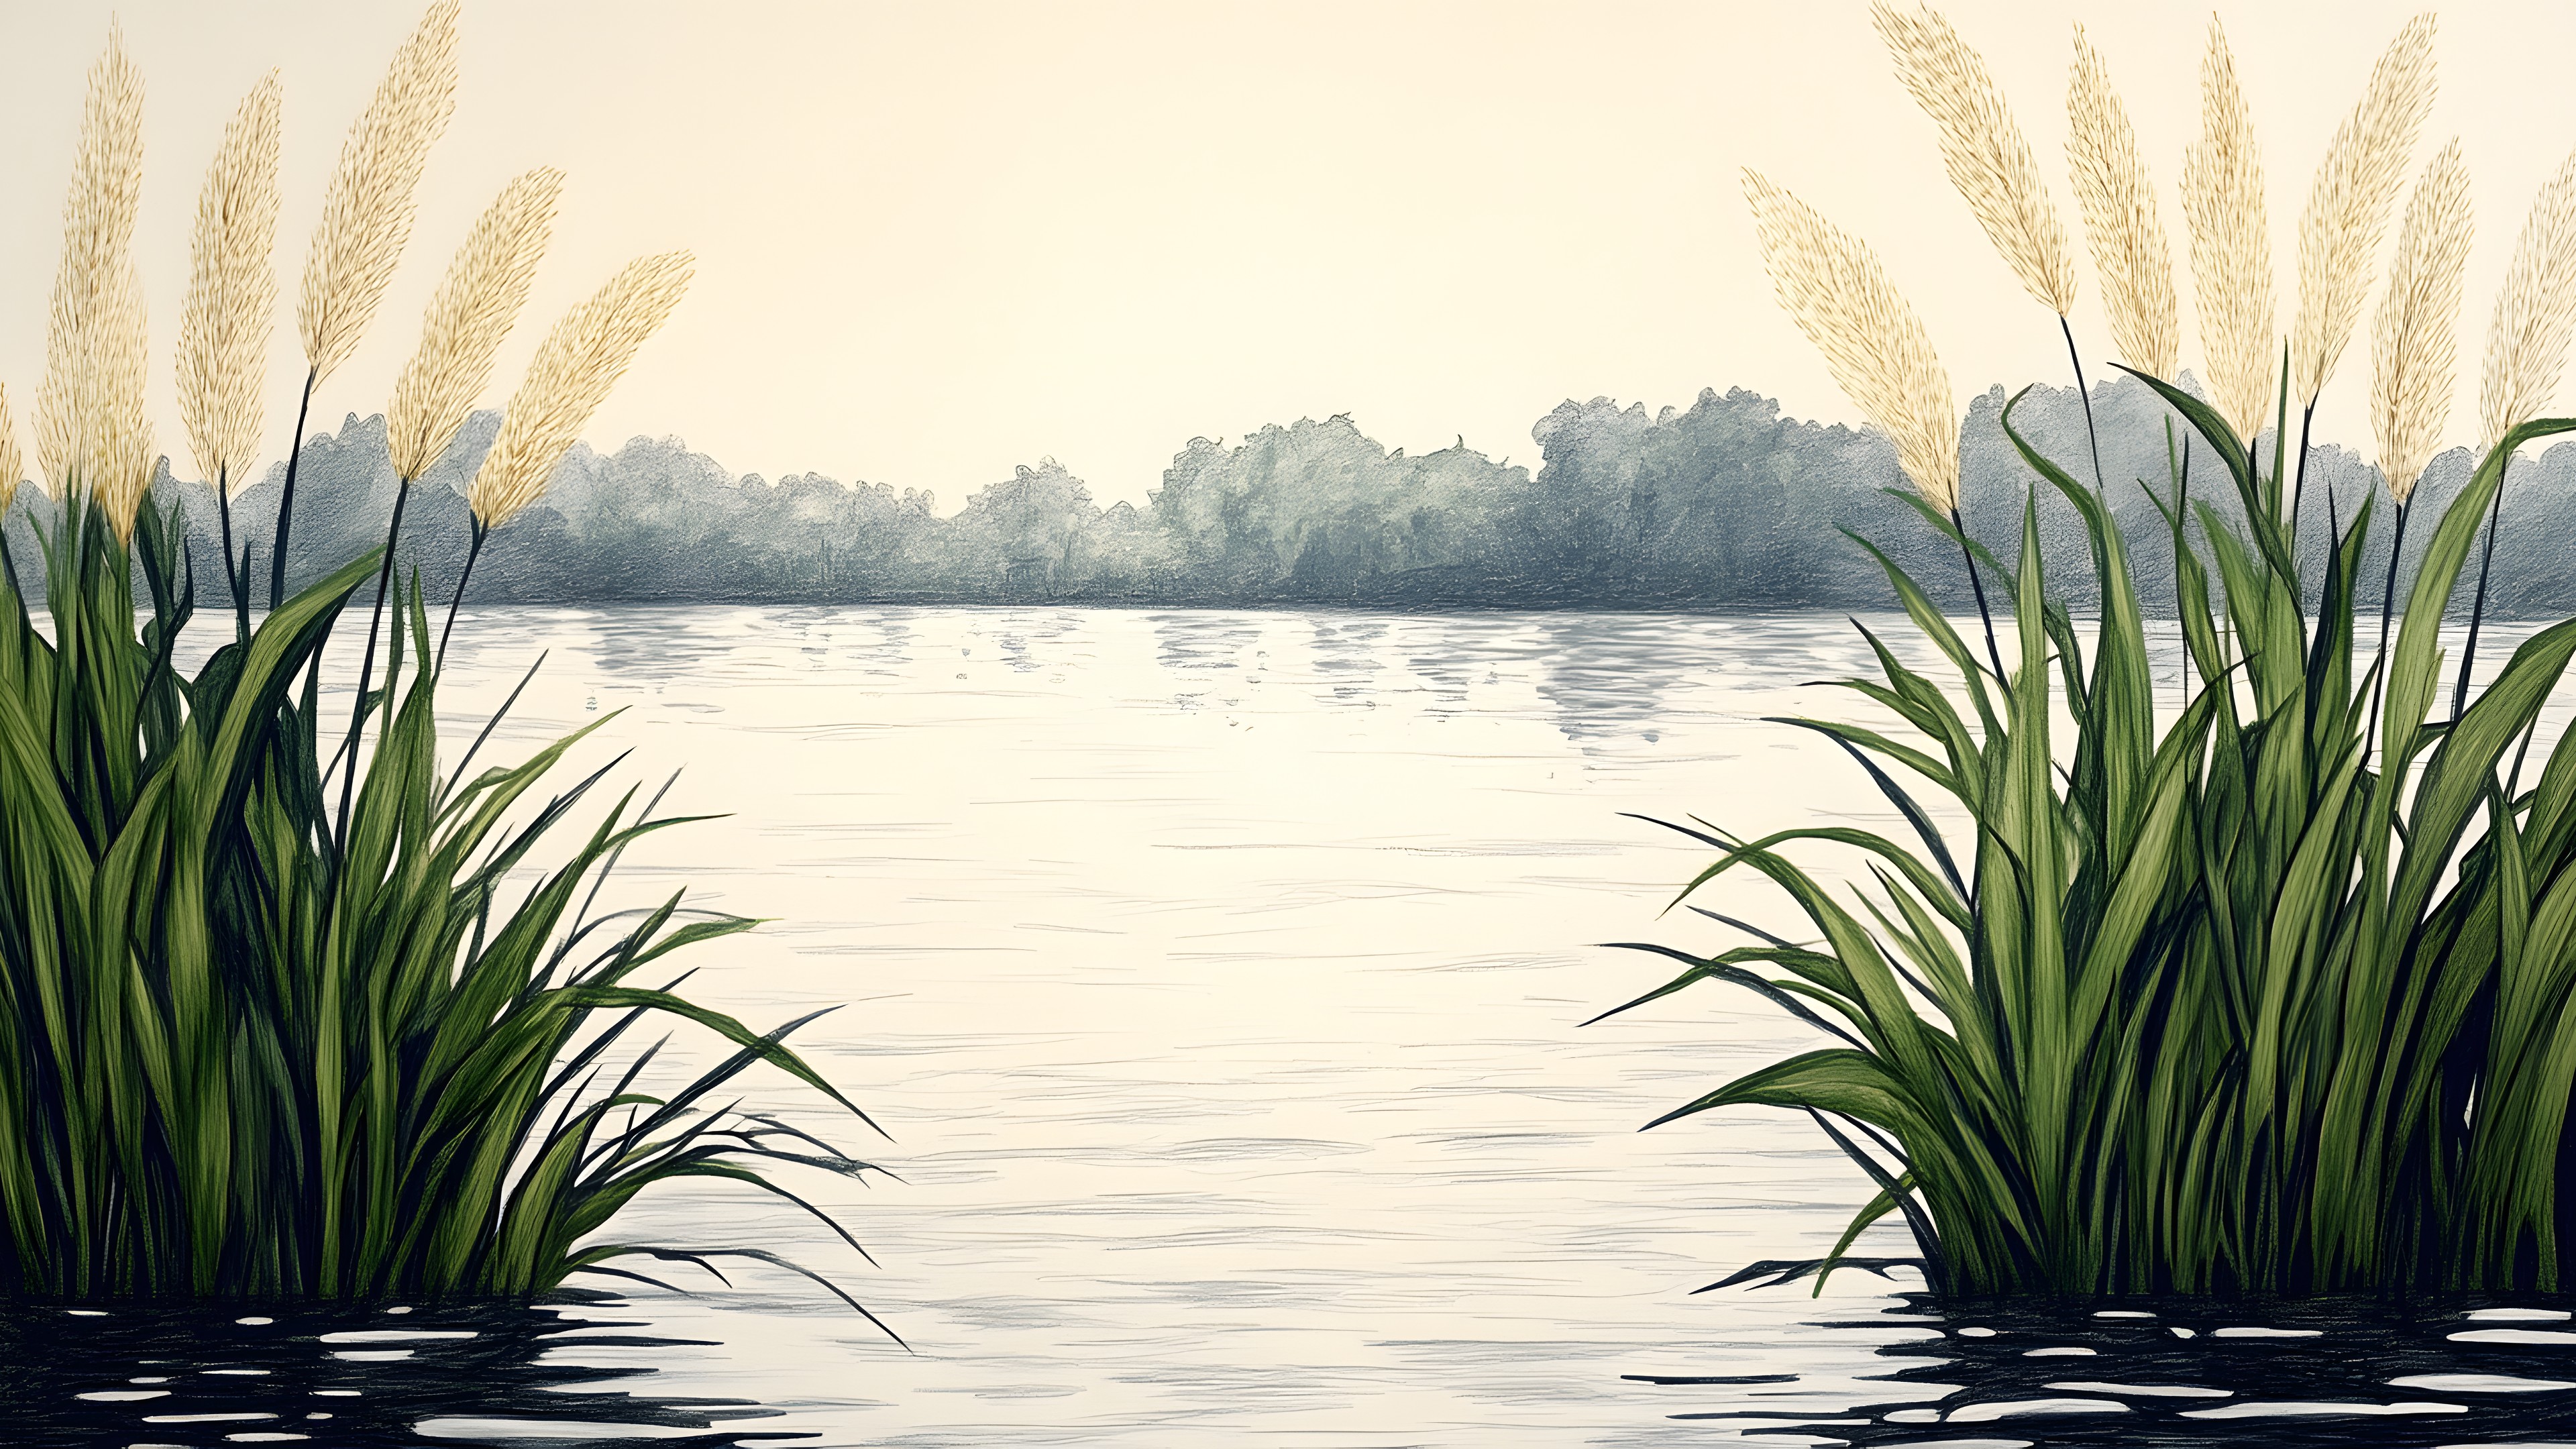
(0, 1), (2569, 507)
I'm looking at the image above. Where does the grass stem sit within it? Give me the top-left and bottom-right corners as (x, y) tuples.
(267, 366), (317, 610)
(2060, 315), (2107, 496)
(1951, 503), (2008, 683)
(2289, 400), (2316, 552)
(435, 517), (486, 676)
(216, 474), (250, 647)
(333, 476), (413, 854)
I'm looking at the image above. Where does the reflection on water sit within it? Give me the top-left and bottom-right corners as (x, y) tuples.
(0, 1291), (796, 1446)
(1654, 1294), (2576, 1446)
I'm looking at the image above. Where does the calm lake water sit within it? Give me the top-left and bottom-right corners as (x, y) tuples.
(26, 604), (2576, 1447)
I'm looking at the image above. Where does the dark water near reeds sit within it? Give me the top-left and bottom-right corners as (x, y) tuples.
(19, 606), (2576, 1446)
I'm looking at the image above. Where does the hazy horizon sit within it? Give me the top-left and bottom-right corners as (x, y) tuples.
(4, 1), (2572, 513)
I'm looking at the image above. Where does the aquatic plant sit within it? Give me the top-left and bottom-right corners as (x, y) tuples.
(0, 14), (891, 1329)
(445, 250), (698, 663)
(177, 68), (280, 639)
(1611, 9), (2576, 1297)
(2459, 147), (2576, 719)
(1872, 1), (2102, 494)
(2178, 19), (2274, 452)
(2065, 25), (2175, 385)
(272, 0), (460, 610)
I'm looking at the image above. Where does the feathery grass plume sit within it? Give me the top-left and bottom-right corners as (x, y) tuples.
(178, 72), (282, 496)
(2182, 17), (2275, 443)
(1872, 1), (2078, 317)
(1745, 168), (2004, 682)
(2373, 141), (2473, 504)
(89, 260), (156, 545)
(2479, 147), (2576, 453)
(2292, 13), (2437, 407)
(468, 252), (695, 531)
(36, 25), (146, 499)
(2068, 25), (2176, 380)
(385, 167), (563, 480)
(297, 0), (461, 387)
(1742, 172), (1957, 511)
(2456, 147), (2576, 718)
(347, 166), (561, 842)
(277, 0), (459, 608)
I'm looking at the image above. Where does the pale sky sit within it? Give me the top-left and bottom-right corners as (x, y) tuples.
(3, 1), (2573, 511)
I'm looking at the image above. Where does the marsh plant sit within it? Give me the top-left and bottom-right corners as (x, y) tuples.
(1610, 5), (2576, 1297)
(0, 13), (890, 1329)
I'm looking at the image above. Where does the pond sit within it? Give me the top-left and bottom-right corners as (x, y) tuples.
(21, 605), (2576, 1447)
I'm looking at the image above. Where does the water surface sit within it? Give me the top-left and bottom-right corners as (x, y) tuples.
(23, 606), (2576, 1446)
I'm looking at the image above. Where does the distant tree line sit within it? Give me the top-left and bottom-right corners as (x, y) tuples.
(8, 376), (2574, 614)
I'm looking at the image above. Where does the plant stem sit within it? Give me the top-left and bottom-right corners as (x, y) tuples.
(2059, 315), (2107, 496)
(217, 473), (250, 647)
(268, 366), (317, 610)
(2454, 454), (2510, 722)
(435, 518), (487, 675)
(1951, 503), (2008, 684)
(0, 530), (19, 608)
(2366, 497), (2410, 766)
(334, 476), (414, 854)
(2288, 400), (2316, 551)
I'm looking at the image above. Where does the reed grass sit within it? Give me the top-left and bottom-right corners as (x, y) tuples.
(297, 1), (460, 390)
(2292, 14), (2438, 411)
(0, 18), (890, 1329)
(2180, 17), (2275, 449)
(179, 72), (282, 502)
(1873, 1), (2076, 319)
(2286, 13), (2438, 535)
(443, 252), (694, 663)
(1873, 2), (2107, 495)
(386, 168), (561, 483)
(2371, 140), (2473, 508)
(2066, 25), (2175, 382)
(1743, 169), (2004, 681)
(1621, 9), (2576, 1300)
(2459, 150), (2576, 729)
(180, 71), (282, 631)
(337, 164), (567, 858)
(36, 26), (145, 509)
(273, 1), (460, 608)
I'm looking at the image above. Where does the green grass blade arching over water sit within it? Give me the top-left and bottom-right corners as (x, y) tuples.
(1615, 384), (2576, 1297)
(0, 498), (890, 1320)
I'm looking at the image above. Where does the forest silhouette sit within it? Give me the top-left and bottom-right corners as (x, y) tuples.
(9, 374), (2570, 614)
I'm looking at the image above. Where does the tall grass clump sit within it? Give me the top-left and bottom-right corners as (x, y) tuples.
(0, 14), (892, 1329)
(1608, 9), (2576, 1298)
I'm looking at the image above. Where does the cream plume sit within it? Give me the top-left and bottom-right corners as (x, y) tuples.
(1873, 1), (2078, 318)
(469, 252), (694, 529)
(298, 1), (461, 387)
(386, 167), (564, 480)
(36, 25), (146, 503)
(1743, 170), (1959, 512)
(2478, 148), (2576, 455)
(179, 72), (282, 498)
(2371, 140), (2473, 504)
(2181, 17), (2275, 443)
(2292, 13), (2438, 407)
(2068, 24), (2177, 380)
